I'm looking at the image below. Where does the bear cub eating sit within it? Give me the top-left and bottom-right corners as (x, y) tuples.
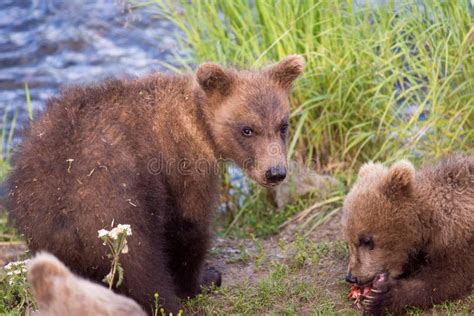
(9, 56), (304, 312)
(342, 154), (473, 315)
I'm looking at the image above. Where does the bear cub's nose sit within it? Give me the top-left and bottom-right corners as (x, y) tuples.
(345, 272), (358, 284)
(265, 166), (287, 184)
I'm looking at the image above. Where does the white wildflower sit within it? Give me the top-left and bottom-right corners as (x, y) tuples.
(108, 224), (132, 240)
(117, 224), (132, 236)
(98, 229), (109, 238)
(122, 242), (129, 254)
(98, 223), (132, 289)
(4, 259), (30, 272)
(108, 227), (120, 240)
(3, 258), (30, 286)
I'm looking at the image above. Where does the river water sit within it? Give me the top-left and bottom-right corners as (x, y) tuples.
(0, 0), (180, 146)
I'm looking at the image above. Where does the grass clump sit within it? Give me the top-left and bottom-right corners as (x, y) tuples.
(184, 238), (353, 315)
(0, 259), (36, 315)
(1, 83), (33, 182)
(0, 212), (19, 243)
(217, 186), (315, 238)
(0, 109), (17, 181)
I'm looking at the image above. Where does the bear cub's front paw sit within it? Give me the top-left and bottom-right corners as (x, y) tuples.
(362, 273), (396, 316)
(201, 266), (222, 288)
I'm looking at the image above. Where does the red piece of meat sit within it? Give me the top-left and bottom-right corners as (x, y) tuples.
(348, 284), (372, 309)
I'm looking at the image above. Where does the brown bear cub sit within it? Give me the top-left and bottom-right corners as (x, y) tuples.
(342, 154), (473, 315)
(8, 56), (304, 312)
(28, 252), (146, 316)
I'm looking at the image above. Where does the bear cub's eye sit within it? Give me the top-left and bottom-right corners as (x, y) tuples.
(359, 235), (374, 250)
(242, 127), (253, 137)
(280, 123), (289, 135)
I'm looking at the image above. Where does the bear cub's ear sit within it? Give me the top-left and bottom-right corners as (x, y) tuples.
(196, 63), (235, 96)
(358, 161), (384, 179)
(384, 160), (415, 196)
(267, 55), (305, 89)
(27, 252), (68, 304)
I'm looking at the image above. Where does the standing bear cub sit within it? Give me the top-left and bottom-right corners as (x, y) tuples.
(343, 154), (473, 315)
(8, 55), (304, 312)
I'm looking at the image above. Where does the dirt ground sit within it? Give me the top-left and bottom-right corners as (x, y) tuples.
(200, 212), (356, 314)
(1, 212), (472, 315)
(208, 212), (344, 288)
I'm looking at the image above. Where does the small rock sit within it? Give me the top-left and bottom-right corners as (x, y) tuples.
(269, 162), (338, 208)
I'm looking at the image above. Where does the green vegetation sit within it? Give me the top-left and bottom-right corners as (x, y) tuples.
(0, 83), (32, 182)
(216, 185), (345, 238)
(0, 84), (28, 242)
(184, 239), (352, 315)
(0, 259), (36, 315)
(0, 213), (18, 243)
(0, 84), (33, 315)
(0, 108), (16, 181)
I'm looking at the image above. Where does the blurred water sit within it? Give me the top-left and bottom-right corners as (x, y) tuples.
(0, 0), (180, 142)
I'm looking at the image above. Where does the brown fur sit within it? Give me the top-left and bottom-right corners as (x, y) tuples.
(342, 154), (474, 315)
(28, 253), (146, 316)
(8, 56), (304, 312)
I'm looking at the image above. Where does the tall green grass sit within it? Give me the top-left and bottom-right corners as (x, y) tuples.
(0, 110), (17, 181)
(153, 0), (473, 176)
(0, 84), (33, 182)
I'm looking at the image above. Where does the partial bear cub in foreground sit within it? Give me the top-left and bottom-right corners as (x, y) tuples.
(28, 253), (146, 316)
(9, 56), (304, 312)
(342, 154), (473, 315)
